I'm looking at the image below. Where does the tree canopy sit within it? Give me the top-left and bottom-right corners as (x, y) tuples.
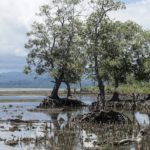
(25, 0), (86, 99)
(25, 0), (150, 104)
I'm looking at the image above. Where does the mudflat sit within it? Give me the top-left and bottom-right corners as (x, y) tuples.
(0, 88), (53, 96)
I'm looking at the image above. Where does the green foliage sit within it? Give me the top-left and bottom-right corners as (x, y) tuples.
(80, 86), (98, 93)
(25, 0), (150, 96)
(25, 0), (86, 85)
(81, 83), (150, 94)
(116, 83), (150, 94)
(83, 0), (125, 94)
(23, 66), (31, 74)
(98, 20), (150, 88)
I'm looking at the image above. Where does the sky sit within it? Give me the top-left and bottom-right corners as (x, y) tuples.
(0, 0), (149, 73)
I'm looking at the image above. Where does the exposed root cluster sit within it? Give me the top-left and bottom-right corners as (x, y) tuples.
(91, 100), (150, 112)
(79, 110), (130, 124)
(38, 96), (86, 108)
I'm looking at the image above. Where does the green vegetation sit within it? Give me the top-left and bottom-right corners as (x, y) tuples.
(116, 83), (150, 95)
(81, 83), (150, 104)
(81, 83), (150, 95)
(24, 0), (85, 99)
(25, 0), (150, 106)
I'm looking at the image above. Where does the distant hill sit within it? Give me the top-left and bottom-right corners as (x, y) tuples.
(0, 72), (94, 88)
(0, 72), (53, 88)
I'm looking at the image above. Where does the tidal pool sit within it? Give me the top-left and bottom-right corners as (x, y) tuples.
(0, 95), (149, 150)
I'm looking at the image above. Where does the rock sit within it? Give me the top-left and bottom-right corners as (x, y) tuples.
(20, 137), (34, 143)
(9, 105), (13, 108)
(5, 140), (18, 146)
(0, 138), (4, 141)
(9, 126), (21, 132)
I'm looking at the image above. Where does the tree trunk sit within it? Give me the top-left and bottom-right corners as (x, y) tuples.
(110, 92), (120, 101)
(110, 72), (120, 101)
(51, 72), (64, 99)
(145, 94), (150, 100)
(79, 80), (82, 92)
(65, 82), (71, 98)
(131, 93), (138, 111)
(94, 55), (105, 109)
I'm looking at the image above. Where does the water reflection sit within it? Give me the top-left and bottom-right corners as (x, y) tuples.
(135, 112), (150, 125)
(57, 113), (68, 129)
(80, 130), (98, 148)
(77, 94), (97, 105)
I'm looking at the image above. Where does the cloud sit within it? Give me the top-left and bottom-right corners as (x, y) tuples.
(0, 0), (148, 74)
(0, 55), (26, 73)
(15, 49), (27, 57)
(0, 0), (49, 57)
(0, 0), (149, 58)
(109, 0), (150, 29)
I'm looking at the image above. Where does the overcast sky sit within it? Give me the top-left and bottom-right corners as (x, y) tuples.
(0, 0), (149, 73)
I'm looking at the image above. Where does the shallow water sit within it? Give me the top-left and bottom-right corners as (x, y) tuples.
(0, 95), (149, 150)
(0, 95), (46, 101)
(135, 112), (150, 125)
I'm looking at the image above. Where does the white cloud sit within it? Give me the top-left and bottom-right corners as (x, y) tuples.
(0, 0), (49, 57)
(15, 49), (27, 57)
(0, 0), (150, 58)
(109, 0), (150, 29)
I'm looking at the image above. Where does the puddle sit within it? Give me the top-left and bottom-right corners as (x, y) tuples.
(135, 112), (150, 125)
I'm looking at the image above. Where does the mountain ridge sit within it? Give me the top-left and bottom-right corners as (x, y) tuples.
(0, 72), (93, 88)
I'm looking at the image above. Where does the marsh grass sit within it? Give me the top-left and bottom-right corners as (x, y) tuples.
(77, 120), (150, 149)
(81, 83), (150, 95)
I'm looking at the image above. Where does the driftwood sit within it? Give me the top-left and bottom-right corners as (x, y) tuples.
(113, 129), (147, 146)
(5, 140), (19, 146)
(79, 110), (130, 124)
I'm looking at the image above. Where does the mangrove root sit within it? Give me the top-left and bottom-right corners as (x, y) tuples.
(79, 110), (130, 124)
(38, 96), (86, 108)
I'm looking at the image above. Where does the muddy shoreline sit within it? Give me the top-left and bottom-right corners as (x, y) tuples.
(0, 94), (150, 149)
